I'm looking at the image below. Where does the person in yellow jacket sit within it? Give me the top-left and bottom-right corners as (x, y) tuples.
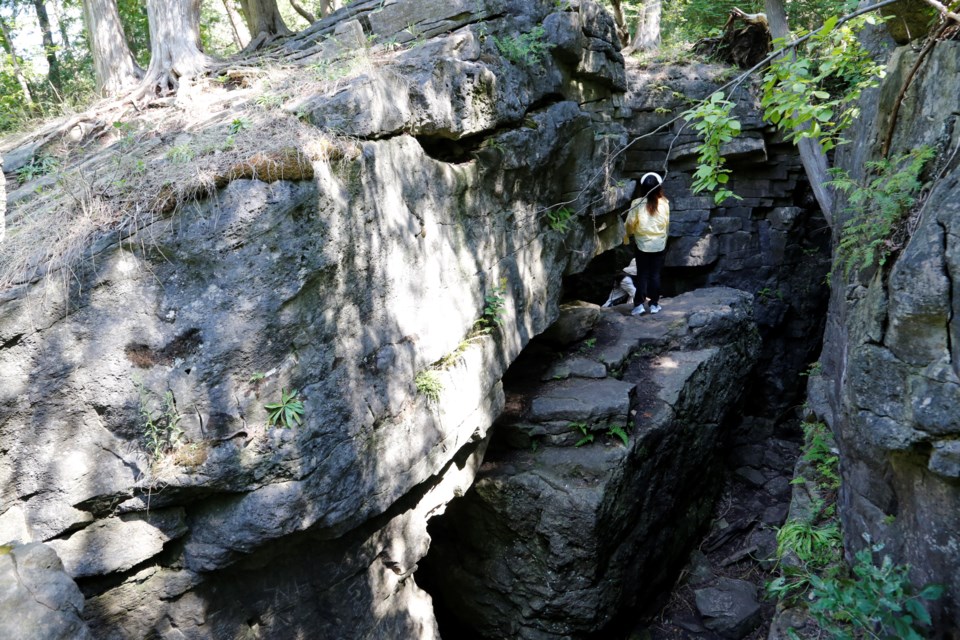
(623, 172), (669, 316)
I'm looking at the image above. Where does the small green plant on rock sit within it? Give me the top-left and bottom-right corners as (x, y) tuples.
(830, 146), (935, 276)
(607, 424), (629, 446)
(265, 388), (305, 428)
(136, 381), (184, 460)
(571, 422), (594, 447)
(16, 154), (59, 184)
(492, 25), (555, 67)
(545, 206), (574, 233)
(166, 145), (195, 164)
(475, 278), (508, 332)
(808, 544), (943, 640)
(415, 370), (443, 403)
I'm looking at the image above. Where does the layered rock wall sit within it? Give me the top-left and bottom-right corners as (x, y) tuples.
(0, 1), (630, 637)
(812, 40), (960, 632)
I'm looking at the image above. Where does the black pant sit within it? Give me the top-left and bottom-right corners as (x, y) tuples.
(631, 246), (666, 306)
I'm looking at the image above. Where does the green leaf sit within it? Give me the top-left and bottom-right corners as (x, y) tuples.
(920, 584), (945, 600)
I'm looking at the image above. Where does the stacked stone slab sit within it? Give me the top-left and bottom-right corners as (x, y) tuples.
(424, 288), (762, 638)
(616, 61), (832, 416)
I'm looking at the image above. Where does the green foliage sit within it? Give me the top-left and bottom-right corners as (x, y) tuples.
(415, 371), (443, 403)
(801, 361), (824, 377)
(808, 545), (943, 640)
(492, 26), (555, 67)
(607, 424), (629, 446)
(545, 206), (574, 233)
(265, 388), (305, 428)
(16, 154), (59, 183)
(802, 421), (841, 490)
(256, 93), (285, 109)
(761, 15), (886, 154)
(756, 287), (783, 303)
(136, 381), (184, 460)
(660, 0), (856, 44)
(683, 92), (742, 204)
(571, 422), (594, 447)
(476, 278), (508, 331)
(166, 145), (195, 164)
(777, 520), (843, 566)
(830, 146), (935, 276)
(229, 117), (251, 134)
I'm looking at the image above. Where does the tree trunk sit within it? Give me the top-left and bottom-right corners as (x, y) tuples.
(33, 0), (63, 97)
(608, 0), (630, 46)
(318, 0), (343, 18)
(141, 0), (212, 96)
(764, 0), (834, 224)
(237, 0), (291, 49)
(630, 0), (662, 51)
(221, 0), (246, 49)
(82, 0), (143, 95)
(0, 15), (34, 105)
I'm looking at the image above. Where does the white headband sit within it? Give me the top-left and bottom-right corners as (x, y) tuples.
(640, 172), (663, 185)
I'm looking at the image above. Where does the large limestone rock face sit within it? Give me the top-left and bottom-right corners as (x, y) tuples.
(424, 288), (762, 638)
(814, 41), (960, 630)
(0, 1), (629, 637)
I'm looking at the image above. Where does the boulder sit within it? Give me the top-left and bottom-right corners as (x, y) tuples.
(694, 578), (761, 639)
(0, 543), (93, 640)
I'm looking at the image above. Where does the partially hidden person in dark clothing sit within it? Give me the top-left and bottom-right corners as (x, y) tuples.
(623, 172), (669, 316)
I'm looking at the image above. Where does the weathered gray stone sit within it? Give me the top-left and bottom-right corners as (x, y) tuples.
(528, 377), (633, 423)
(0, 1), (632, 637)
(423, 288), (761, 638)
(48, 509), (187, 578)
(538, 302), (601, 346)
(694, 578), (761, 639)
(711, 216), (743, 234)
(929, 441), (960, 479)
(541, 356), (607, 380)
(812, 41), (960, 631)
(0, 543), (93, 640)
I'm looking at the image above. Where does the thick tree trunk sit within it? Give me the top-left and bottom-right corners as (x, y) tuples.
(630, 0), (662, 51)
(0, 16), (35, 105)
(764, 0), (834, 224)
(33, 0), (62, 96)
(141, 0), (212, 95)
(82, 0), (143, 95)
(237, 0), (291, 49)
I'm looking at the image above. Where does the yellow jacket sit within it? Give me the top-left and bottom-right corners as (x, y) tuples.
(624, 197), (670, 252)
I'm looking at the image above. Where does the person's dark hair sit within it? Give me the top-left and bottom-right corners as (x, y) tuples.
(636, 173), (664, 215)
